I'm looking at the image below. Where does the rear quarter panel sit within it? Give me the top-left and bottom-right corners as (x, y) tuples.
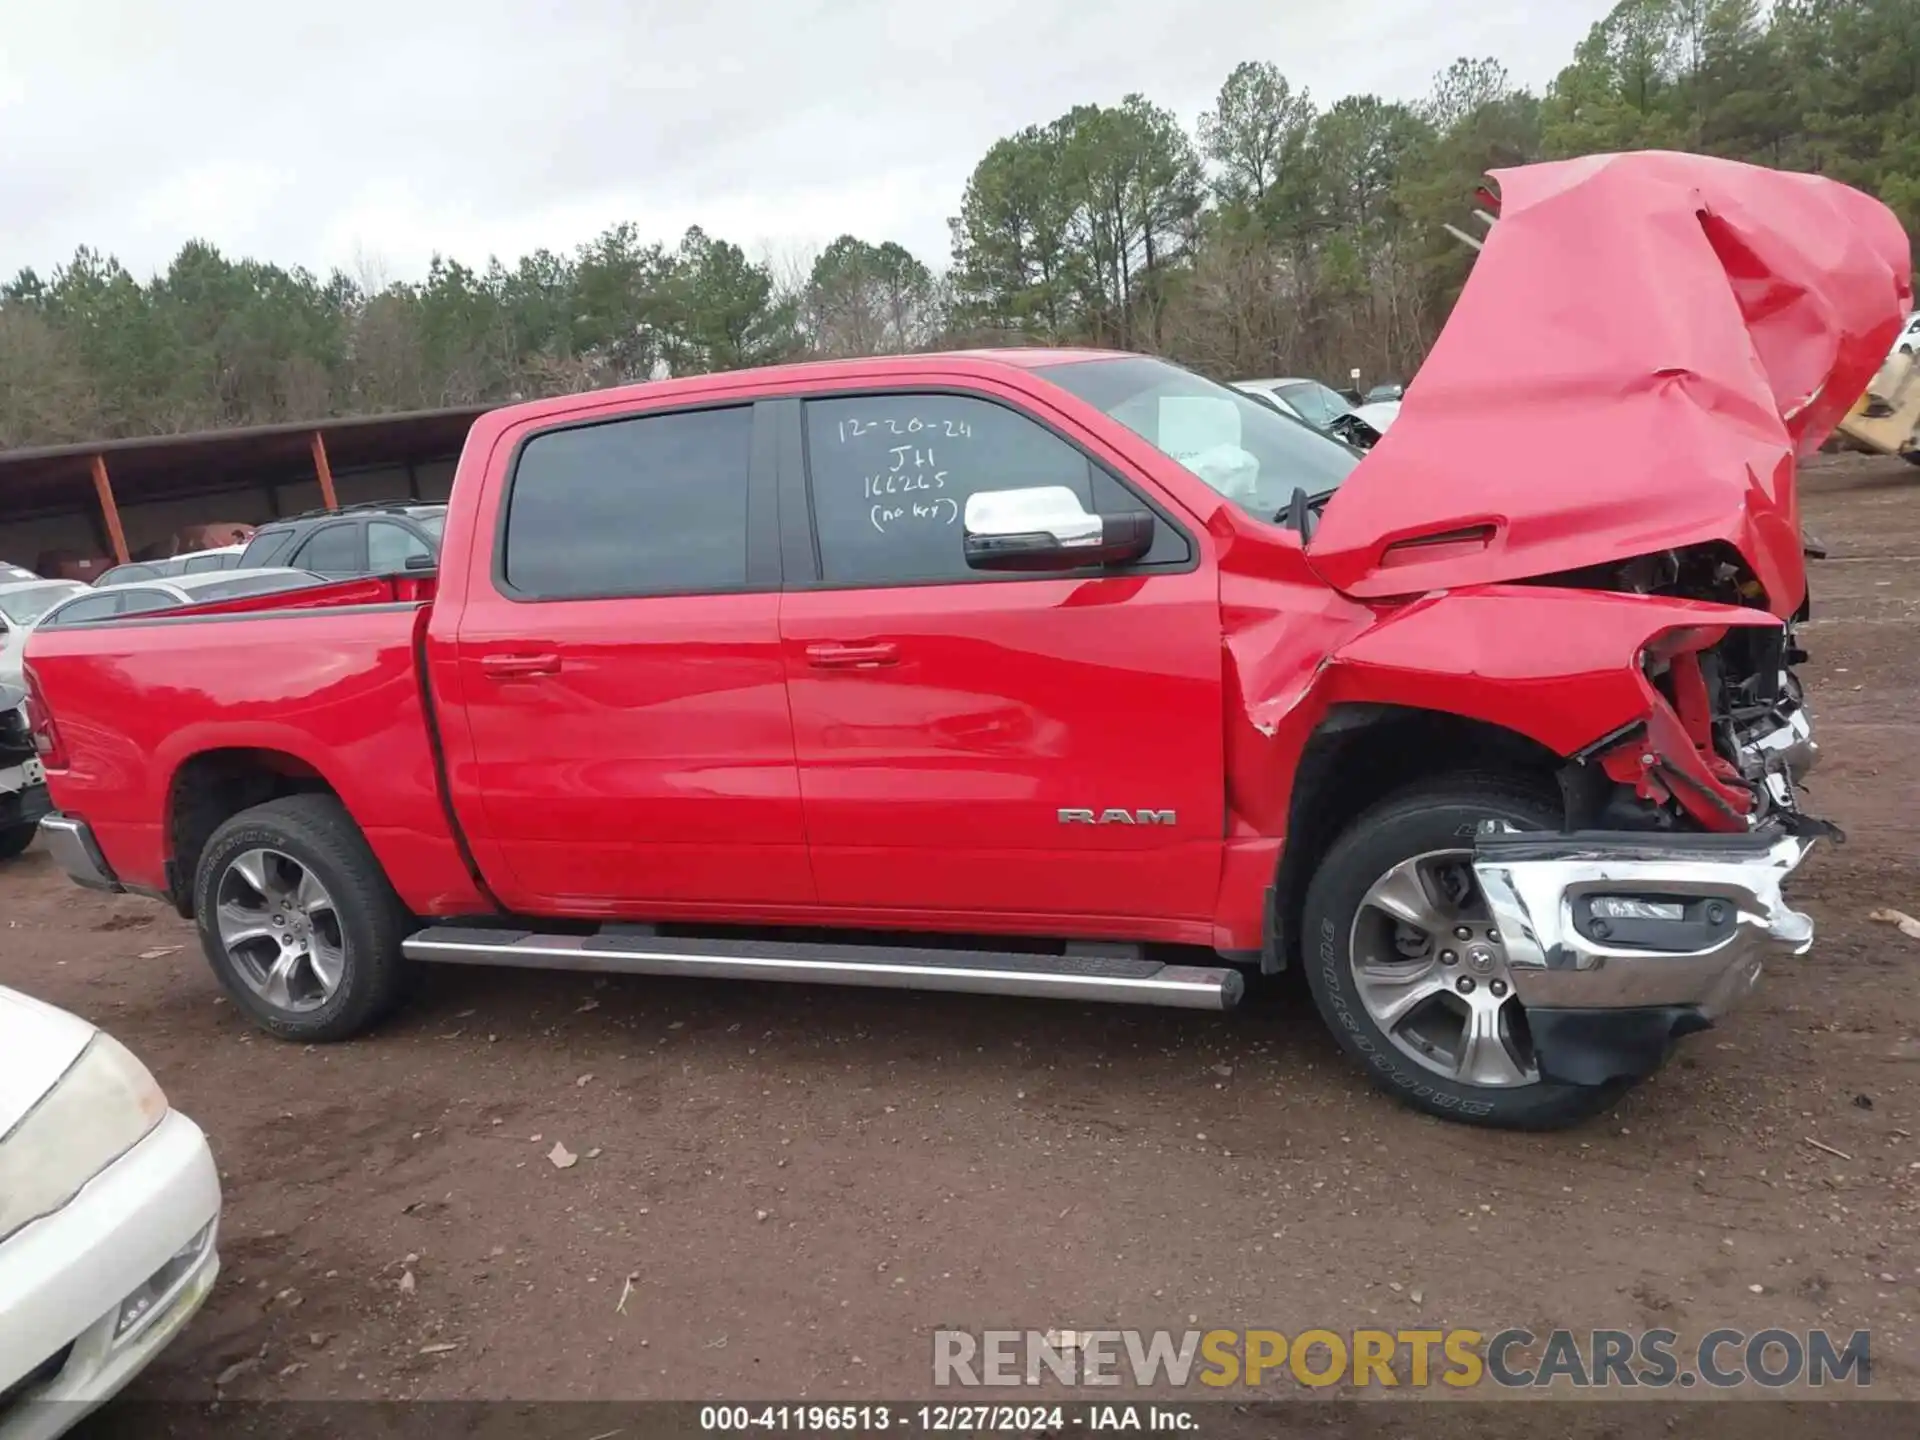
(28, 602), (483, 913)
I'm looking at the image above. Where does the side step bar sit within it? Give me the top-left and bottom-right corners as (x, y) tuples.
(403, 926), (1244, 1012)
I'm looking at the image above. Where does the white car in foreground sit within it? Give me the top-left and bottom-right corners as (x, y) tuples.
(0, 988), (220, 1439)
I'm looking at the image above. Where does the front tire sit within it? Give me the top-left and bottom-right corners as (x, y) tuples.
(0, 825), (35, 862)
(1300, 777), (1631, 1130)
(193, 793), (412, 1042)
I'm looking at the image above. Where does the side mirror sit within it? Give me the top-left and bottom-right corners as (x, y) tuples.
(962, 486), (1154, 573)
(404, 552), (437, 571)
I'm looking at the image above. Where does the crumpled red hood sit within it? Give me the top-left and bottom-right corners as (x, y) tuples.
(1310, 152), (1913, 618)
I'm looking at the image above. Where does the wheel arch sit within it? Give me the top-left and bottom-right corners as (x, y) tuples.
(165, 747), (341, 917)
(1267, 704), (1569, 972)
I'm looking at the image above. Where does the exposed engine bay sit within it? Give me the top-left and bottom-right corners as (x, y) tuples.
(1531, 545), (1829, 837)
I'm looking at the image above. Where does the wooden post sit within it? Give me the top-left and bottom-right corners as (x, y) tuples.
(90, 453), (129, 565)
(310, 430), (339, 511)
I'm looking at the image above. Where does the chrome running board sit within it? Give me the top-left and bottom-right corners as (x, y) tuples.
(403, 926), (1243, 1012)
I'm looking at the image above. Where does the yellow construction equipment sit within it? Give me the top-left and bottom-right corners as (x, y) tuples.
(1836, 349), (1920, 463)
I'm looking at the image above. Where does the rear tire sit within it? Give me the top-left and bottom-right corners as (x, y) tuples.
(0, 825), (35, 862)
(1300, 776), (1632, 1130)
(193, 793), (412, 1042)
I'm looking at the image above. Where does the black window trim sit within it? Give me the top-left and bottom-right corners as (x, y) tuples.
(488, 397), (781, 605)
(777, 384), (1200, 592)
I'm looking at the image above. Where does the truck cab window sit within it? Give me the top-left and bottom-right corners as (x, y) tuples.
(502, 405), (754, 599)
(803, 394), (1183, 585)
(1038, 355), (1358, 526)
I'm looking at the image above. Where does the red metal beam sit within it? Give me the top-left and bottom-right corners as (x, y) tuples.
(90, 453), (129, 564)
(310, 430), (339, 511)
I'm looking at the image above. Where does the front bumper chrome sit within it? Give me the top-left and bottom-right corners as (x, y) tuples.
(1472, 826), (1814, 1017)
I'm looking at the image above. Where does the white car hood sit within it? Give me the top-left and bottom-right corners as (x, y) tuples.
(0, 987), (96, 1138)
(1353, 399), (1401, 432)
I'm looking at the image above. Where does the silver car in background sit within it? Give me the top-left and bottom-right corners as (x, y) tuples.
(32, 569), (323, 629)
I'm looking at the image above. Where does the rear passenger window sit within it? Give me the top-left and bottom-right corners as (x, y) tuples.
(503, 406), (754, 599)
(803, 394), (1182, 586)
(115, 589), (180, 616)
(292, 524), (361, 575)
(43, 594), (122, 626)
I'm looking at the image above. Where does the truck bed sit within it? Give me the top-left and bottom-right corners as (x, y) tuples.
(24, 574), (484, 913)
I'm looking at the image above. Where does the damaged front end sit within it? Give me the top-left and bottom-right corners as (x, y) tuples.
(1469, 550), (1835, 1087)
(1541, 543), (1837, 843)
(1655, 618), (1825, 828)
(1473, 825), (1814, 1086)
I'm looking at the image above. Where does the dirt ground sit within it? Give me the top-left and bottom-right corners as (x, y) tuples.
(4, 455), (1917, 1421)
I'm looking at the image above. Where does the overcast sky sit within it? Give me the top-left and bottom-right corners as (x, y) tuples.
(0, 0), (1615, 286)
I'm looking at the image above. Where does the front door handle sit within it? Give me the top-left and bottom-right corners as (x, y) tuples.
(481, 652), (561, 679)
(806, 641), (899, 670)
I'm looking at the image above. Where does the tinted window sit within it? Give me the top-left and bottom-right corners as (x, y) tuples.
(407, 509), (447, 541)
(94, 564), (159, 586)
(41, 593), (126, 626)
(503, 406), (753, 598)
(805, 394), (1154, 586)
(292, 523), (363, 575)
(240, 530), (296, 568)
(115, 589), (182, 616)
(368, 522), (432, 573)
(1039, 356), (1359, 524)
(182, 552), (228, 573)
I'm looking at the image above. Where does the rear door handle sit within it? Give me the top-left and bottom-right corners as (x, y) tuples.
(805, 641), (899, 670)
(480, 652), (561, 679)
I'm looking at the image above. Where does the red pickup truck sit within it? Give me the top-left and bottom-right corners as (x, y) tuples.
(24, 155), (1910, 1128)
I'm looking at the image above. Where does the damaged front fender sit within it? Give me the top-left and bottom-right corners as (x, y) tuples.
(1317, 585), (1784, 831)
(1211, 541), (1793, 954)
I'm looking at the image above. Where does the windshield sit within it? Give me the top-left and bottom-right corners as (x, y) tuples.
(410, 510), (447, 542)
(0, 583), (84, 624)
(1037, 356), (1360, 522)
(1273, 381), (1355, 428)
